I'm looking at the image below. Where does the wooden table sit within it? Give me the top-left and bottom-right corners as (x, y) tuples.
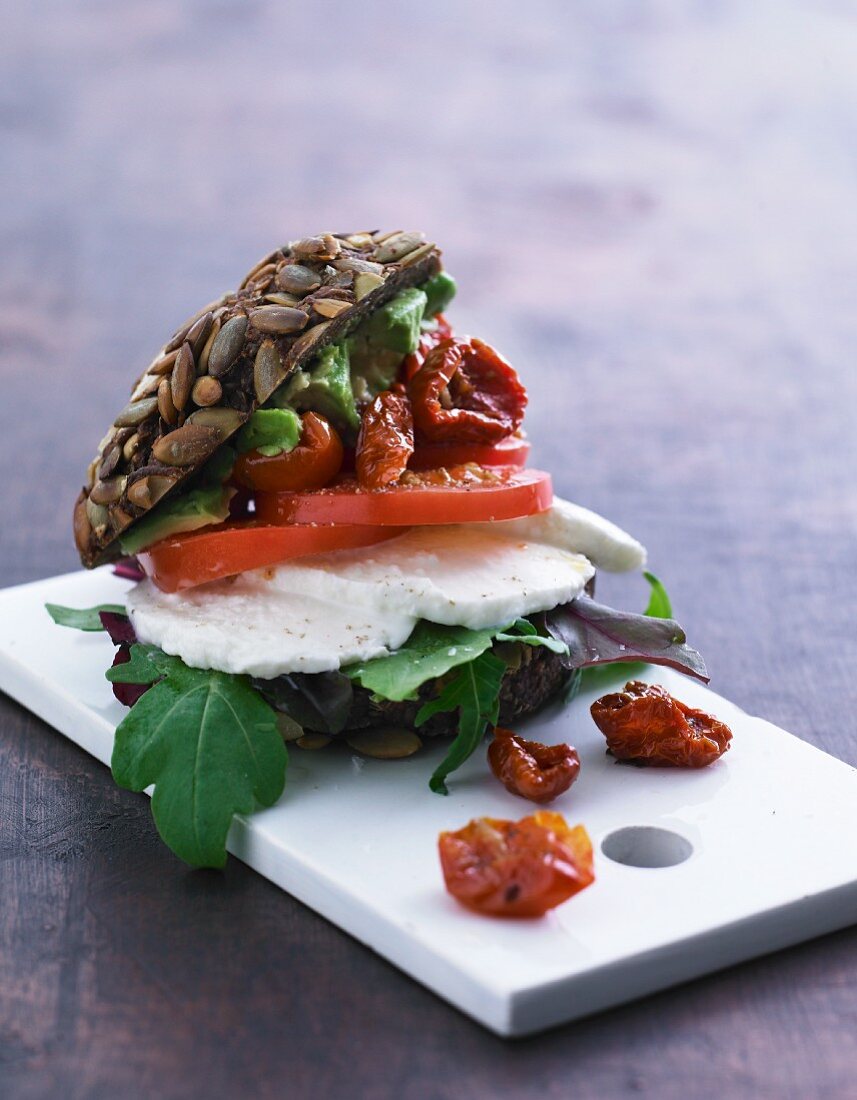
(2, 3), (856, 1096)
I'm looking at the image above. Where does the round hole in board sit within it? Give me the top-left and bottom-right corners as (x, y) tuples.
(601, 826), (693, 869)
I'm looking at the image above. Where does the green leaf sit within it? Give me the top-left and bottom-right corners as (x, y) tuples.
(46, 603), (127, 632)
(493, 618), (569, 655)
(105, 643), (178, 684)
(416, 651), (506, 795)
(111, 661), (287, 868)
(344, 621), (497, 702)
(643, 571), (673, 619)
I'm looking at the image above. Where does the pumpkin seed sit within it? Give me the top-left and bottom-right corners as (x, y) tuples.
(85, 496), (109, 530)
(264, 291), (301, 307)
(334, 255), (383, 275)
(109, 507), (133, 533)
(73, 496), (91, 553)
(171, 342), (195, 410)
(191, 375), (222, 407)
(249, 305), (309, 335)
(289, 320), (330, 359)
(312, 298), (351, 319)
(86, 457), (99, 488)
(149, 349), (180, 376)
(291, 234), (341, 261)
(157, 377), (178, 425)
(372, 229), (400, 244)
(197, 316), (221, 374)
(163, 320), (192, 355)
(132, 373), (161, 399)
(354, 272), (384, 300)
(187, 406), (245, 435)
(186, 311), (213, 358)
(296, 733), (331, 751)
(276, 264), (322, 295)
(253, 339), (285, 403)
(375, 230), (425, 264)
(400, 241), (436, 268)
(345, 232), (374, 250)
(152, 423), (220, 466)
(276, 713), (304, 741)
(98, 444), (121, 480)
(122, 433), (140, 462)
(346, 728), (423, 759)
(127, 473), (177, 510)
(89, 477), (125, 506)
(241, 251), (280, 288)
(207, 314), (248, 377)
(114, 396), (158, 428)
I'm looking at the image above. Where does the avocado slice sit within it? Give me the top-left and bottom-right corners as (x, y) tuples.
(285, 343), (361, 440)
(348, 287), (427, 400)
(421, 272), (456, 318)
(236, 408), (302, 457)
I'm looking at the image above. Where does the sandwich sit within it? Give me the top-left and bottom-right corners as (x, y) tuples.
(58, 230), (708, 866)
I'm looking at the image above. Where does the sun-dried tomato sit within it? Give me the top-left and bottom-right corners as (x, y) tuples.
(355, 389), (414, 490)
(438, 812), (595, 918)
(590, 681), (732, 767)
(408, 337), (528, 444)
(488, 728), (581, 804)
(401, 317), (454, 382)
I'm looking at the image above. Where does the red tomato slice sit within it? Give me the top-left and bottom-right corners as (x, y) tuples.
(409, 435), (530, 470)
(138, 522), (407, 592)
(255, 467), (553, 527)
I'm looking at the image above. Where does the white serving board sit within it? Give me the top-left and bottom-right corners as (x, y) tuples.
(1, 568), (856, 1037)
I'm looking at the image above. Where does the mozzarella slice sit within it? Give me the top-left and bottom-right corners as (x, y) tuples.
(474, 496), (646, 572)
(127, 524), (594, 678)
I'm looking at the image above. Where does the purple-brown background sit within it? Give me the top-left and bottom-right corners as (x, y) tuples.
(2, 2), (856, 1097)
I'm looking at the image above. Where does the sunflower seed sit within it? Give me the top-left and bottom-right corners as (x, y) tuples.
(86, 458), (99, 488)
(296, 733), (331, 751)
(207, 314), (248, 377)
(264, 291), (301, 307)
(122, 433), (140, 462)
(127, 473), (177, 510)
(333, 255), (383, 275)
(191, 375), (222, 407)
(345, 232), (374, 250)
(89, 477), (126, 506)
(85, 496), (110, 530)
(241, 251), (281, 288)
(291, 234), (341, 262)
(149, 349), (180, 376)
(186, 311), (213, 358)
(73, 496), (91, 553)
(171, 342), (195, 410)
(163, 320), (192, 355)
(98, 444), (122, 480)
(276, 264), (322, 296)
(288, 320), (330, 359)
(248, 305), (309, 335)
(131, 372), (162, 400)
(354, 272), (384, 300)
(187, 406), (245, 436)
(157, 377), (178, 425)
(400, 241), (436, 268)
(346, 728), (423, 759)
(375, 230), (425, 264)
(253, 339), (286, 403)
(372, 229), (401, 244)
(197, 316), (221, 374)
(114, 396), (159, 428)
(312, 298), (352, 319)
(109, 507), (134, 534)
(152, 423), (220, 465)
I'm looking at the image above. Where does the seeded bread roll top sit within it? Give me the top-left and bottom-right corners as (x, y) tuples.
(74, 231), (443, 568)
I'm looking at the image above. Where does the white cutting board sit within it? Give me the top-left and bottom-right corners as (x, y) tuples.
(1, 568), (856, 1037)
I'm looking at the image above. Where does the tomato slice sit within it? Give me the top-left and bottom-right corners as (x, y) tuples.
(138, 522), (407, 592)
(409, 435), (530, 470)
(255, 467), (553, 527)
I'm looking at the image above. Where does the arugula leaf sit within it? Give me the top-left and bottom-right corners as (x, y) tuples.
(643, 571), (673, 618)
(545, 596), (709, 682)
(252, 670), (354, 736)
(46, 603), (127, 632)
(416, 651), (506, 795)
(105, 643), (175, 684)
(493, 618), (569, 655)
(111, 660), (287, 868)
(344, 621), (497, 702)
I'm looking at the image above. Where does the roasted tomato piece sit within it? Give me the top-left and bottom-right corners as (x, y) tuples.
(255, 467), (553, 527)
(401, 318), (454, 382)
(488, 728), (581, 804)
(234, 412), (343, 493)
(591, 681), (733, 767)
(438, 812), (595, 918)
(409, 434), (531, 470)
(356, 390), (414, 490)
(408, 337), (527, 443)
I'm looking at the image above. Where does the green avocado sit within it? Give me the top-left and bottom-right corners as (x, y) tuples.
(285, 342), (360, 439)
(348, 287), (427, 400)
(235, 408), (301, 457)
(119, 446), (237, 555)
(421, 272), (456, 318)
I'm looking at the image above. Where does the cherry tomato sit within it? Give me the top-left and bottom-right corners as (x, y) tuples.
(590, 681), (733, 767)
(438, 812), (595, 918)
(356, 390), (414, 490)
(254, 467), (553, 527)
(409, 434), (530, 470)
(138, 522), (407, 592)
(488, 728), (581, 804)
(409, 337), (527, 443)
(234, 412), (343, 493)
